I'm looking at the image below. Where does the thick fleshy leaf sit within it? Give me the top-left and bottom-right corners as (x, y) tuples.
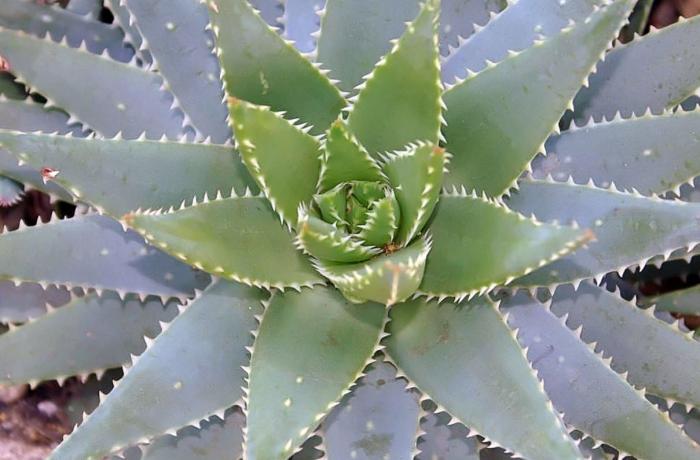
(507, 179), (700, 288)
(381, 142), (445, 244)
(103, 0), (153, 65)
(283, 0), (323, 54)
(357, 195), (400, 248)
(533, 108), (700, 195)
(0, 292), (178, 386)
(0, 175), (23, 207)
(551, 283), (700, 408)
(317, 0), (420, 93)
(139, 408), (245, 460)
(0, 27), (182, 139)
(318, 121), (384, 192)
(297, 212), (381, 263)
(571, 15), (700, 124)
(323, 360), (421, 460)
(441, 0), (608, 82)
(1, 0), (133, 62)
(67, 0), (102, 17)
(0, 281), (70, 323)
(246, 286), (385, 459)
(0, 98), (81, 201)
(417, 411), (480, 460)
(386, 297), (581, 459)
(347, 0), (441, 156)
(645, 285), (700, 315)
(316, 237), (430, 305)
(125, 196), (323, 289)
(50, 281), (263, 460)
(208, 0), (344, 134)
(0, 214), (205, 299)
(0, 72), (25, 99)
(438, 0), (505, 55)
(503, 293), (700, 460)
(0, 130), (256, 216)
(419, 192), (588, 299)
(125, 0), (231, 142)
(443, 0), (633, 196)
(230, 100), (321, 227)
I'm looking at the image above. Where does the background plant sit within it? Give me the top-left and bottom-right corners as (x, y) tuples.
(0, 0), (700, 459)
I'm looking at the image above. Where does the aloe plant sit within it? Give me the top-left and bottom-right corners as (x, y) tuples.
(1, 0), (700, 458)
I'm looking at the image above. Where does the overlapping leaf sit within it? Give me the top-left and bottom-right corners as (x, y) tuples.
(125, 196), (322, 289)
(503, 292), (700, 460)
(387, 297), (581, 459)
(0, 292), (178, 386)
(317, 0), (420, 93)
(419, 192), (588, 299)
(0, 214), (205, 299)
(0, 130), (256, 216)
(507, 179), (700, 288)
(125, 0), (230, 142)
(50, 281), (262, 460)
(208, 0), (344, 134)
(347, 0), (442, 156)
(533, 108), (700, 195)
(571, 14), (700, 123)
(0, 27), (182, 139)
(443, 0), (634, 195)
(246, 286), (385, 458)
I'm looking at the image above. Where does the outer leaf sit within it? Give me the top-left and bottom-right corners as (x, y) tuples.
(125, 196), (323, 289)
(1, 0), (133, 62)
(282, 0), (323, 54)
(0, 175), (23, 207)
(419, 192), (588, 300)
(347, 0), (442, 157)
(318, 121), (384, 193)
(0, 72), (25, 99)
(0, 130), (256, 216)
(139, 408), (244, 460)
(441, 0), (607, 82)
(125, 0), (231, 142)
(230, 100), (321, 227)
(503, 293), (700, 460)
(322, 360), (421, 460)
(645, 285), (700, 316)
(67, 0), (102, 17)
(297, 212), (381, 263)
(417, 412), (480, 460)
(0, 98), (81, 201)
(0, 27), (183, 139)
(317, 0), (420, 93)
(443, 0), (633, 196)
(104, 0), (153, 65)
(571, 15), (700, 124)
(50, 281), (263, 460)
(0, 281), (70, 323)
(246, 286), (386, 459)
(386, 297), (581, 459)
(0, 214), (205, 299)
(0, 292), (178, 386)
(533, 108), (700, 195)
(316, 237), (430, 305)
(551, 283), (700, 408)
(439, 0), (505, 55)
(507, 179), (700, 288)
(381, 142), (445, 244)
(208, 0), (345, 134)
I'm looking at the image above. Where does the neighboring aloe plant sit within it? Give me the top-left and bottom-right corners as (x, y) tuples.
(1, 0), (700, 458)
